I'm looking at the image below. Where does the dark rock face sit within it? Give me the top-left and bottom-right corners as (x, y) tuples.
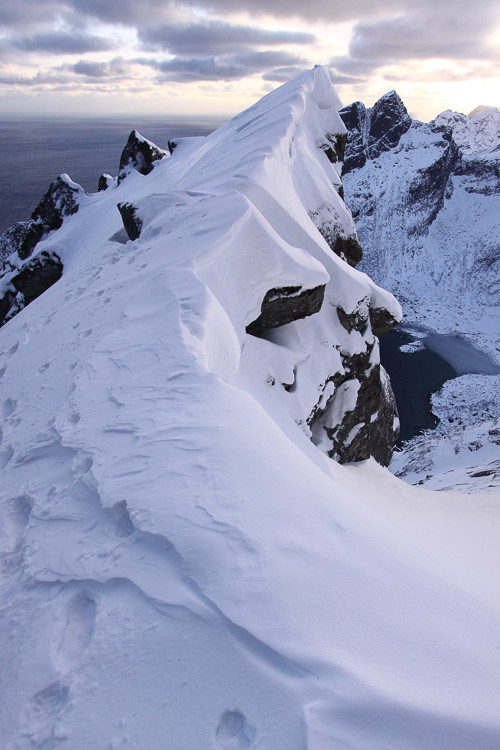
(407, 127), (460, 230)
(0, 175), (84, 261)
(337, 301), (369, 334)
(369, 306), (401, 336)
(339, 91), (412, 175)
(32, 175), (81, 230)
(332, 234), (363, 267)
(98, 174), (113, 192)
(118, 130), (167, 182)
(309, 346), (399, 466)
(117, 202), (143, 241)
(0, 221), (44, 263)
(246, 285), (326, 336)
(318, 132), (348, 164)
(308, 205), (363, 267)
(0, 250), (63, 327)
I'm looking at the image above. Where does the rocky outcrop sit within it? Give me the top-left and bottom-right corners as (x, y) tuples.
(317, 132), (347, 164)
(339, 92), (412, 175)
(118, 130), (168, 182)
(0, 174), (84, 261)
(246, 285), (326, 335)
(0, 250), (63, 327)
(98, 173), (113, 192)
(308, 344), (399, 467)
(407, 126), (460, 230)
(308, 203), (363, 267)
(117, 202), (143, 241)
(369, 305), (401, 336)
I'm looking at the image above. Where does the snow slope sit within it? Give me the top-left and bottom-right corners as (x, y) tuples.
(1, 67), (500, 749)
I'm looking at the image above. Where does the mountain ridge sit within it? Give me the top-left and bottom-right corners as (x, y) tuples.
(1, 68), (500, 749)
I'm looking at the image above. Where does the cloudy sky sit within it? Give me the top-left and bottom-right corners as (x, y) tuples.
(0, 0), (498, 120)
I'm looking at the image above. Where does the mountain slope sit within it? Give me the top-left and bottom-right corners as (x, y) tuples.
(1, 68), (500, 749)
(340, 93), (500, 489)
(340, 93), (500, 349)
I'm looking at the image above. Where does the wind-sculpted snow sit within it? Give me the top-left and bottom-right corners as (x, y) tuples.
(1, 67), (500, 749)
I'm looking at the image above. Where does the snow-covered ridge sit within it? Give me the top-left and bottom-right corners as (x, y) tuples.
(1, 68), (500, 749)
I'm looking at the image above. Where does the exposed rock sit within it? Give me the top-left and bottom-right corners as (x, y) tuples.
(337, 297), (369, 333)
(339, 92), (412, 175)
(32, 174), (81, 229)
(309, 346), (399, 466)
(407, 127), (460, 230)
(0, 174), (84, 261)
(309, 203), (363, 267)
(318, 132), (347, 164)
(0, 221), (44, 262)
(369, 306), (401, 336)
(98, 173), (113, 192)
(0, 250), (63, 327)
(246, 285), (326, 336)
(332, 234), (363, 267)
(117, 202), (143, 241)
(118, 130), (167, 182)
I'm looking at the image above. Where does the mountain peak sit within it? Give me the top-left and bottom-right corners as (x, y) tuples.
(339, 90), (412, 173)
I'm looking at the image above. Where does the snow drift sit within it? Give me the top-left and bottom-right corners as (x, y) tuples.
(1, 67), (500, 750)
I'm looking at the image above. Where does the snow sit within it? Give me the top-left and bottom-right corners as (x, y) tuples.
(434, 106), (500, 154)
(1, 67), (500, 749)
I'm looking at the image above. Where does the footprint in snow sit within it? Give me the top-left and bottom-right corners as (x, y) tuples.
(21, 681), (70, 746)
(2, 398), (17, 418)
(55, 592), (96, 674)
(215, 710), (256, 749)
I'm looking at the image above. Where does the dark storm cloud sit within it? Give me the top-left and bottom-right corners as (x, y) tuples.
(141, 50), (304, 82)
(9, 31), (115, 55)
(138, 20), (314, 56)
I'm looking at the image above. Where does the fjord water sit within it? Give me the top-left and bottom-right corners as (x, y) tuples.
(380, 328), (500, 443)
(0, 117), (220, 233)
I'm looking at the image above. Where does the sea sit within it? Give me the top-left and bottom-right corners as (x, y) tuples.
(0, 116), (222, 234)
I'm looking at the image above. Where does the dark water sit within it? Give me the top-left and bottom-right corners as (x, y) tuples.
(0, 116), (221, 234)
(380, 329), (500, 444)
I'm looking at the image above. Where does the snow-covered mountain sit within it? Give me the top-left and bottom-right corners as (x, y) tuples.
(340, 92), (500, 344)
(1, 68), (500, 749)
(340, 93), (500, 490)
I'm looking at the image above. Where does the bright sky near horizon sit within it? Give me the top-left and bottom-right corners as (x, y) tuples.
(0, 0), (498, 121)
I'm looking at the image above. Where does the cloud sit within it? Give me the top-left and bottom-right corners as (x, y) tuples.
(138, 20), (314, 55)
(347, 5), (500, 66)
(72, 57), (130, 78)
(0, 70), (72, 86)
(0, 1), (61, 29)
(141, 50), (305, 82)
(9, 31), (116, 55)
(66, 0), (174, 25)
(261, 66), (308, 82)
(329, 55), (373, 79)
